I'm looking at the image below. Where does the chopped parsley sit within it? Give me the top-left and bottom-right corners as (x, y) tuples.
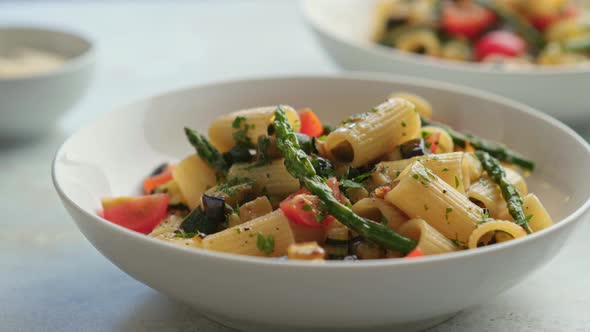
(413, 167), (434, 186)
(451, 239), (468, 249)
(256, 232), (275, 255)
(424, 203), (429, 211)
(302, 204), (313, 212)
(232, 116), (254, 148)
(216, 177), (254, 196)
(340, 179), (363, 190)
(401, 121), (407, 128)
(339, 168), (373, 191)
(340, 113), (368, 126)
(454, 176), (460, 188)
(442, 167), (449, 172)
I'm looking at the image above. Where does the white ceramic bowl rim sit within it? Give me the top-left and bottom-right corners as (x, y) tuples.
(301, 0), (590, 75)
(52, 73), (590, 269)
(0, 24), (95, 82)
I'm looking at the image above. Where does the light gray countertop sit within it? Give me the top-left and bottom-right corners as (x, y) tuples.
(1, 1), (589, 331)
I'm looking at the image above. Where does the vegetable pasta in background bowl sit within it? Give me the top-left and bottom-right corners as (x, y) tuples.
(302, 0), (590, 122)
(374, 0), (590, 66)
(53, 75), (590, 332)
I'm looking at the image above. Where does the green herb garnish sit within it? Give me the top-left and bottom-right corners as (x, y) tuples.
(232, 116), (254, 148)
(256, 232), (275, 255)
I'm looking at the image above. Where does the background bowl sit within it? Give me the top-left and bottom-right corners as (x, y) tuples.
(0, 26), (94, 139)
(53, 74), (590, 332)
(302, 0), (590, 124)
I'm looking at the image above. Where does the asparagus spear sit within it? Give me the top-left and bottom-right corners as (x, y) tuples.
(273, 106), (417, 254)
(475, 151), (533, 234)
(184, 127), (228, 175)
(421, 118), (535, 171)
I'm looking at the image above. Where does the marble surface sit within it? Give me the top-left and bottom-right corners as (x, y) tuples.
(1, 1), (589, 331)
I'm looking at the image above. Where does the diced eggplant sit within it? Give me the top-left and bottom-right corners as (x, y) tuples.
(180, 207), (217, 235)
(222, 145), (253, 165)
(399, 138), (428, 159)
(202, 194), (226, 224)
(205, 181), (255, 207)
(149, 163), (169, 177)
(386, 16), (408, 30)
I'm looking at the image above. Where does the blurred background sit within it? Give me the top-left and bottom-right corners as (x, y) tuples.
(1, 1), (589, 331)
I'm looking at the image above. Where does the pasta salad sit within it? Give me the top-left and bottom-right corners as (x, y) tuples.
(99, 93), (553, 261)
(374, 0), (590, 66)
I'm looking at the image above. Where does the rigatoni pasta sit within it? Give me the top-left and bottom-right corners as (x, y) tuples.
(325, 98), (420, 167)
(385, 161), (483, 243)
(228, 159), (300, 198)
(376, 152), (467, 193)
(397, 219), (460, 255)
(100, 92), (551, 261)
(208, 106), (300, 152)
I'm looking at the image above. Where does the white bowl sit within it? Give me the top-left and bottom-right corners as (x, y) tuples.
(0, 26), (94, 139)
(52, 74), (590, 332)
(302, 0), (590, 123)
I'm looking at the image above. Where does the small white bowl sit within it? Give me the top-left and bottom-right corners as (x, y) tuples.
(52, 74), (590, 332)
(0, 26), (95, 139)
(302, 0), (590, 123)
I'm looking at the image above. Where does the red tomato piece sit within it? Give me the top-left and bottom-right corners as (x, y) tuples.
(529, 14), (559, 31)
(101, 194), (169, 234)
(325, 177), (341, 202)
(280, 193), (334, 228)
(474, 31), (526, 61)
(529, 5), (579, 31)
(405, 247), (425, 258)
(143, 170), (174, 194)
(298, 108), (324, 137)
(426, 132), (441, 154)
(442, 2), (496, 39)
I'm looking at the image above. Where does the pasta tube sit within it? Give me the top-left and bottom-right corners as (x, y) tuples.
(173, 154), (217, 209)
(421, 126), (454, 153)
(468, 166), (528, 221)
(326, 98), (420, 167)
(397, 219), (461, 255)
(522, 193), (554, 232)
(467, 220), (527, 249)
(228, 159), (300, 197)
(385, 161), (484, 243)
(202, 210), (295, 257)
(376, 152), (467, 193)
(239, 196), (273, 223)
(352, 197), (408, 231)
(389, 92), (433, 120)
(395, 29), (441, 57)
(208, 106), (300, 152)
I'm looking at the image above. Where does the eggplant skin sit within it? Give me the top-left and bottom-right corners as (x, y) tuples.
(149, 163), (169, 177)
(399, 138), (428, 159)
(180, 194), (226, 235)
(202, 194), (226, 223)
